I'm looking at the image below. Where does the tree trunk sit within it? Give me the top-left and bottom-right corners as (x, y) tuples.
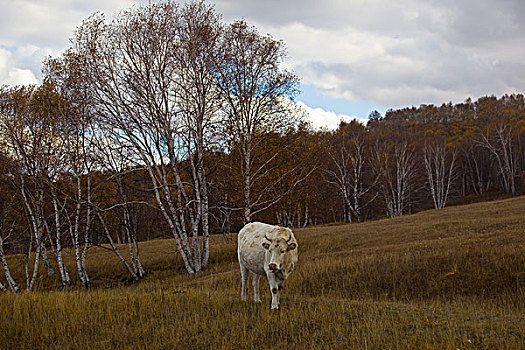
(96, 211), (138, 280)
(39, 242), (55, 277)
(51, 188), (71, 287)
(146, 165), (196, 274)
(0, 237), (19, 293)
(26, 240), (41, 292)
(81, 174), (92, 288)
(424, 141), (456, 209)
(20, 178), (42, 292)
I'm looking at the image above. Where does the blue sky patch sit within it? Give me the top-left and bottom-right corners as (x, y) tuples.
(297, 83), (386, 119)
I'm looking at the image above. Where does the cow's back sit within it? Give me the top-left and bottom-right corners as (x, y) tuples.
(238, 222), (274, 276)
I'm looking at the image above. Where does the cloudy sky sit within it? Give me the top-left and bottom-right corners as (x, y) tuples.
(1, 0), (524, 129)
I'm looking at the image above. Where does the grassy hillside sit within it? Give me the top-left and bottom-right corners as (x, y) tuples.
(1, 196), (524, 349)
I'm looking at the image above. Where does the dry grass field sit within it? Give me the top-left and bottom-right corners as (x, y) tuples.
(1, 196), (524, 349)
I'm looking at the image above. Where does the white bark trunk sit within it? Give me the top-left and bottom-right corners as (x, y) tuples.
(424, 142), (457, 209)
(69, 175), (91, 287)
(51, 189), (71, 287)
(147, 163), (196, 274)
(81, 174), (92, 287)
(20, 177), (42, 292)
(26, 241), (41, 292)
(480, 124), (519, 194)
(39, 242), (55, 277)
(120, 196), (145, 278)
(373, 141), (416, 218)
(0, 236), (19, 293)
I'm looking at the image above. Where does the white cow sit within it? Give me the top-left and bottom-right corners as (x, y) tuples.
(237, 222), (298, 309)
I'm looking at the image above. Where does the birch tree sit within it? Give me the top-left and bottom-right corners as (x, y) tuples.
(0, 195), (20, 293)
(0, 84), (72, 290)
(372, 138), (419, 217)
(423, 139), (457, 208)
(90, 130), (147, 280)
(213, 20), (301, 223)
(72, 1), (219, 273)
(479, 122), (521, 194)
(44, 51), (99, 288)
(325, 121), (379, 222)
(171, 1), (223, 266)
(462, 141), (493, 195)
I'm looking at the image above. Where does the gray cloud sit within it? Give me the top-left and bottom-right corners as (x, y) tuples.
(0, 0), (147, 84)
(213, 0), (525, 107)
(1, 0), (524, 109)
(0, 0), (145, 48)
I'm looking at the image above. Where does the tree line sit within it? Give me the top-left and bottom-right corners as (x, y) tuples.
(0, 0), (524, 292)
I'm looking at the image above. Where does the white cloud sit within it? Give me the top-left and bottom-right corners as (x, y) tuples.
(0, 0), (148, 86)
(2, 0), (525, 110)
(262, 20), (525, 108)
(298, 101), (367, 130)
(0, 0), (144, 48)
(0, 48), (38, 86)
(214, 0), (525, 108)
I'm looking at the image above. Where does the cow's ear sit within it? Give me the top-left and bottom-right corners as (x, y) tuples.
(262, 242), (270, 250)
(287, 243), (297, 251)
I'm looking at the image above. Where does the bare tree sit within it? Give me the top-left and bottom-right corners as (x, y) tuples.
(423, 139), (457, 208)
(0, 84), (72, 290)
(44, 51), (98, 288)
(462, 141), (493, 195)
(479, 122), (521, 194)
(372, 138), (418, 217)
(73, 2), (219, 273)
(213, 20), (301, 223)
(172, 1), (223, 266)
(325, 121), (378, 222)
(90, 130), (147, 280)
(0, 205), (20, 293)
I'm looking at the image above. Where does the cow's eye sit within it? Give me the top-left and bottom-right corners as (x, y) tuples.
(280, 250), (285, 254)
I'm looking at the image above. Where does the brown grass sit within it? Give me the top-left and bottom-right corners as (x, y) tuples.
(1, 196), (524, 349)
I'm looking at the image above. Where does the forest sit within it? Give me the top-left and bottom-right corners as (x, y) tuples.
(0, 0), (524, 292)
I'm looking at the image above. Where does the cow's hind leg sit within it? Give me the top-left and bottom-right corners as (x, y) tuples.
(239, 260), (249, 301)
(252, 274), (261, 302)
(266, 272), (280, 309)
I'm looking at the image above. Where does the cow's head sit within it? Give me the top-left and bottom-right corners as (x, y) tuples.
(262, 233), (297, 272)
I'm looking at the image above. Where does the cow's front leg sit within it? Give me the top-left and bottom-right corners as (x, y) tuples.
(277, 279), (284, 291)
(252, 274), (261, 302)
(266, 271), (280, 309)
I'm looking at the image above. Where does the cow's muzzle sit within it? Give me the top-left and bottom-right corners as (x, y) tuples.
(268, 263), (278, 271)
